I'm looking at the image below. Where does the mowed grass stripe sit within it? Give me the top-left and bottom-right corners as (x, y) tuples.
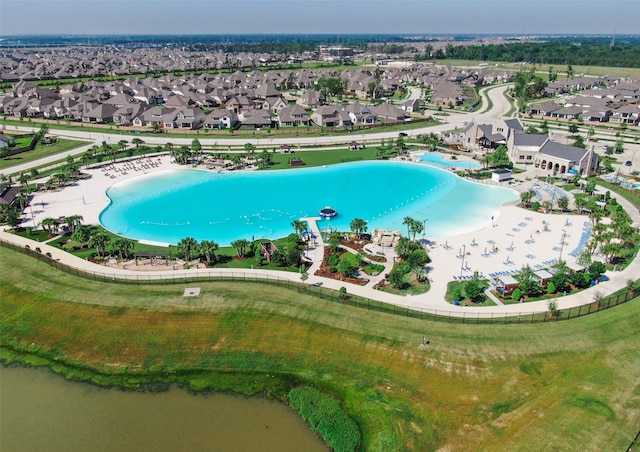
(1, 247), (639, 451)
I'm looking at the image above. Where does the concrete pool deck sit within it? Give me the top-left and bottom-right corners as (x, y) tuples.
(8, 155), (640, 317)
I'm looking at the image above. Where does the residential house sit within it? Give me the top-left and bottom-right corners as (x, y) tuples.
(276, 105), (311, 127)
(165, 107), (205, 129)
(82, 104), (119, 124)
(610, 105), (640, 125)
(310, 105), (352, 127)
(238, 111), (273, 129)
(296, 90), (324, 109)
(527, 100), (561, 116)
(343, 102), (377, 125)
(132, 106), (178, 128)
(370, 103), (408, 122)
(113, 103), (149, 126)
(401, 98), (423, 113)
(203, 109), (238, 129)
(261, 96), (288, 114)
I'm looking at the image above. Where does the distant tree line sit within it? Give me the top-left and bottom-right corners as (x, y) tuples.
(435, 39), (640, 68)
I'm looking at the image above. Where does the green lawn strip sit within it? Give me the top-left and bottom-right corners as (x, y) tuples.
(0, 138), (90, 170)
(589, 177), (640, 210)
(444, 280), (495, 306)
(1, 247), (639, 450)
(264, 147), (380, 170)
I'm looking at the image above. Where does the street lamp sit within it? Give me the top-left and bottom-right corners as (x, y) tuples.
(558, 229), (567, 263)
(422, 218), (429, 239)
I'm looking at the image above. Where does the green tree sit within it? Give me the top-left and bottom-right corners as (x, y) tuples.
(89, 233), (111, 258)
(199, 239), (219, 263)
(395, 237), (420, 260)
(113, 238), (134, 260)
(349, 218), (368, 239)
(614, 139), (625, 154)
(557, 196), (569, 211)
(548, 66), (557, 82)
(71, 226), (91, 245)
(177, 237), (199, 261)
(231, 239), (250, 258)
(566, 64), (574, 80)
(388, 267), (408, 289)
(336, 257), (357, 279)
(464, 278), (484, 303)
(568, 123), (579, 134)
(65, 214), (83, 233)
(520, 189), (536, 207)
(487, 145), (511, 169)
(291, 220), (307, 239)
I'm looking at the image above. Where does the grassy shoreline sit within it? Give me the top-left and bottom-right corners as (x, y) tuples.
(1, 247), (639, 450)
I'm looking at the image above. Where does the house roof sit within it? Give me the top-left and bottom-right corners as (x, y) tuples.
(0, 184), (19, 205)
(534, 270), (553, 279)
(539, 140), (589, 163)
(512, 132), (549, 147)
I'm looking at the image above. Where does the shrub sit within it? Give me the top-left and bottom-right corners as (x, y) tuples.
(511, 288), (523, 301)
(328, 266), (337, 273)
(531, 201), (541, 211)
(287, 386), (361, 452)
(547, 282), (556, 294)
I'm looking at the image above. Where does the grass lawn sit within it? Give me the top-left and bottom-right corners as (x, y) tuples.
(0, 138), (90, 171)
(439, 59), (640, 79)
(445, 279), (495, 306)
(1, 247), (639, 451)
(265, 147), (380, 170)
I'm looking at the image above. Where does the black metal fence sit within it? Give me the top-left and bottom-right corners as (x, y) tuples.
(2, 238), (638, 325)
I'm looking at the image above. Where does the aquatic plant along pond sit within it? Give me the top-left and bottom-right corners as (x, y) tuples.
(0, 366), (327, 452)
(417, 152), (480, 168)
(100, 161), (517, 246)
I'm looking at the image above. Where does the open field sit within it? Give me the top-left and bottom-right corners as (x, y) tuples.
(1, 247), (639, 451)
(440, 59), (640, 79)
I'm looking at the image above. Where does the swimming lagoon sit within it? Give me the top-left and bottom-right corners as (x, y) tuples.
(100, 161), (517, 246)
(417, 152), (480, 169)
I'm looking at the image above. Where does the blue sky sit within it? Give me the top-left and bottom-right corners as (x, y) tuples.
(1, 0), (638, 36)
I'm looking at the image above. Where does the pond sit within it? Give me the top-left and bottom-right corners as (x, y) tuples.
(0, 365), (327, 452)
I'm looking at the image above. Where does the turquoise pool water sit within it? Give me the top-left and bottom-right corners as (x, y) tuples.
(417, 152), (480, 168)
(100, 161), (517, 245)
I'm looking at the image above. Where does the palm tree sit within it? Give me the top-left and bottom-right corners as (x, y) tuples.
(520, 189), (536, 207)
(118, 139), (128, 153)
(291, 220), (307, 239)
(113, 238), (134, 260)
(40, 217), (56, 234)
(230, 239), (250, 258)
(177, 237), (199, 261)
(132, 138), (144, 148)
(89, 233), (111, 258)
(402, 216), (415, 239)
(65, 214), (83, 233)
(408, 219), (423, 241)
(349, 218), (368, 239)
(199, 239), (219, 263)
